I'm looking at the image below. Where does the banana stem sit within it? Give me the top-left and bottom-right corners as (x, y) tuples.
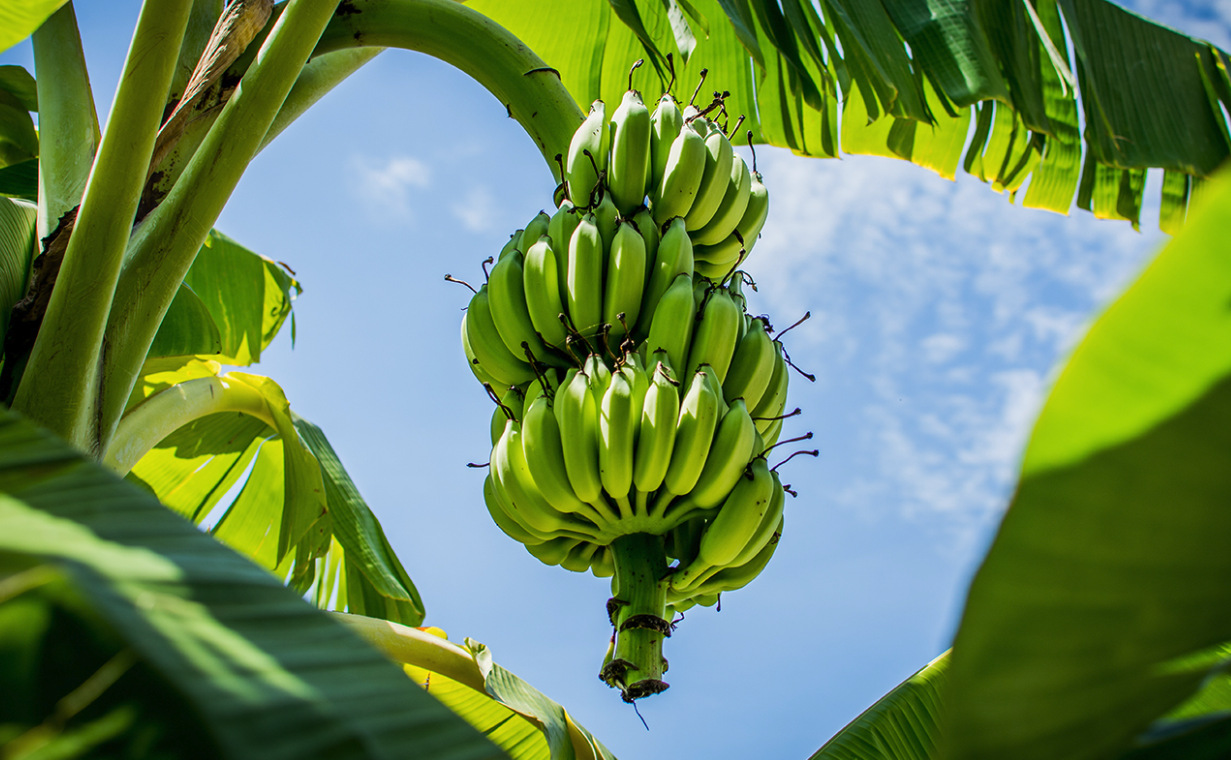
(312, 0), (584, 183)
(98, 0), (343, 456)
(12, 0), (193, 451)
(602, 533), (670, 702)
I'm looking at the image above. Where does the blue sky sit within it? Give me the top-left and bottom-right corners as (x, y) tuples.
(3, 3), (1227, 758)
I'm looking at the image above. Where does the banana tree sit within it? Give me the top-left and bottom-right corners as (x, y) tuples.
(1, 0), (1229, 758)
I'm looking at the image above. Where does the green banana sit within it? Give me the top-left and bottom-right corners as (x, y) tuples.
(696, 456), (774, 567)
(566, 100), (609, 206)
(583, 353), (612, 400)
(760, 415), (784, 452)
(639, 218), (693, 337)
(694, 514), (782, 595)
(692, 592), (719, 607)
(685, 399), (757, 510)
(693, 256), (741, 281)
(728, 275), (748, 317)
(644, 273), (697, 380)
(631, 206), (660, 290)
(523, 368), (562, 411)
(608, 88), (652, 215)
(685, 286), (742, 383)
(603, 220), (647, 346)
(751, 343), (789, 435)
(555, 367), (604, 504)
(522, 394), (608, 526)
(464, 285), (534, 386)
(694, 170), (768, 266)
(484, 473), (544, 545)
(561, 541), (601, 573)
(499, 229), (524, 260)
(650, 122), (708, 224)
(683, 120), (735, 230)
(523, 235), (570, 349)
(525, 536), (580, 566)
(567, 214), (605, 341)
(650, 94), (683, 190)
(691, 156), (751, 246)
(632, 357), (681, 497)
(598, 366), (639, 505)
(487, 250), (555, 365)
(490, 385), (525, 446)
(623, 349), (651, 413)
(549, 201), (580, 300)
(722, 316), (776, 409)
(593, 189), (619, 247)
(488, 445), (558, 543)
(523, 210), (551, 248)
(461, 314), (510, 397)
(695, 363), (730, 419)
(662, 367), (721, 498)
(591, 546), (614, 578)
(494, 418), (597, 540)
(725, 470), (786, 569)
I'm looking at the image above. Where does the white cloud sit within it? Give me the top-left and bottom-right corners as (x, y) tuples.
(451, 185), (499, 233)
(350, 155), (432, 217)
(742, 145), (1164, 548)
(922, 333), (966, 364)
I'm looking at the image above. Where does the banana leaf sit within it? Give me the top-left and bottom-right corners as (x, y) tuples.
(124, 359), (424, 626)
(0, 196), (35, 339)
(0, 406), (503, 760)
(943, 168), (1231, 758)
(809, 651), (948, 760)
(466, 0), (1231, 230)
(0, 1), (70, 55)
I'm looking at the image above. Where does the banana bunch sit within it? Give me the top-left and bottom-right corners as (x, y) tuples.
(457, 66), (806, 704)
(645, 94), (770, 279)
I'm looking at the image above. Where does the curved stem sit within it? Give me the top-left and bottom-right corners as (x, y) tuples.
(13, 0), (192, 452)
(333, 612), (598, 757)
(332, 613), (487, 693)
(312, 0), (584, 183)
(103, 375), (275, 475)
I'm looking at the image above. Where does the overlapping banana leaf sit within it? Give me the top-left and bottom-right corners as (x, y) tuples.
(0, 65), (39, 188)
(0, 196), (35, 337)
(0, 406), (504, 760)
(467, 0), (1231, 230)
(0, 64), (38, 200)
(124, 359), (425, 627)
(151, 229), (300, 364)
(804, 644), (1231, 759)
(941, 168), (1231, 758)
